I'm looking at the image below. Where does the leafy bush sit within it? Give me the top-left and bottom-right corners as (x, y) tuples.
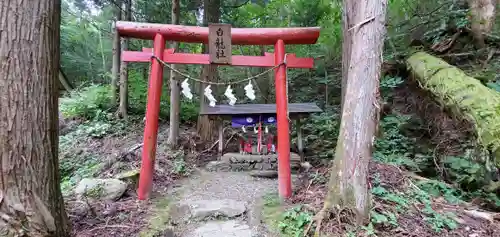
(128, 69), (199, 122)
(180, 101), (199, 123)
(278, 206), (313, 237)
(60, 84), (111, 120)
(302, 108), (340, 159)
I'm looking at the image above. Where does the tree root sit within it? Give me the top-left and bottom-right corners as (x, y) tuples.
(304, 207), (327, 237)
(304, 206), (359, 236)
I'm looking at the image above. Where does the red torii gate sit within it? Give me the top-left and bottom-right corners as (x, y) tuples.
(116, 21), (320, 200)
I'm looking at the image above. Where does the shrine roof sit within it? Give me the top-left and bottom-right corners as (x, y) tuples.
(200, 103), (322, 116)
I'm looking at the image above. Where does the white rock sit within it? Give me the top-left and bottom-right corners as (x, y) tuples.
(75, 178), (127, 201)
(188, 220), (252, 237)
(182, 199), (247, 219)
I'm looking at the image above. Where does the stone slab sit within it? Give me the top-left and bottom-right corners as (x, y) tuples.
(188, 220), (252, 237)
(181, 199), (247, 220)
(221, 153), (301, 164)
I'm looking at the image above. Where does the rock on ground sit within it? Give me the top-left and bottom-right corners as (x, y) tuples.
(75, 178), (127, 201)
(178, 199), (247, 220)
(186, 220), (252, 237)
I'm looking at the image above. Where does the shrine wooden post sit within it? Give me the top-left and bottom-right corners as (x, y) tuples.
(117, 21), (320, 200)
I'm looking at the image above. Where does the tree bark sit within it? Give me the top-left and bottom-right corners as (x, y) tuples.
(167, 0), (181, 147)
(340, 0), (356, 111)
(258, 45), (271, 103)
(317, 0), (387, 230)
(59, 69), (73, 92)
(0, 0), (70, 236)
(197, 0), (221, 142)
(118, 0), (131, 118)
(111, 0), (122, 107)
(467, 0), (497, 48)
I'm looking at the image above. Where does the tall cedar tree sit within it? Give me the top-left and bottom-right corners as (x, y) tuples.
(197, 0), (221, 141)
(0, 0), (70, 236)
(311, 0), (388, 234)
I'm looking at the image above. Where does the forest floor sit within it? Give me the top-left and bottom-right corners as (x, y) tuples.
(60, 118), (289, 237)
(61, 114), (500, 237)
(60, 67), (500, 236)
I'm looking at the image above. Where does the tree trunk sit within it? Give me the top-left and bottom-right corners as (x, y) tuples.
(340, 0), (356, 110)
(167, 0), (181, 147)
(111, 0), (122, 107)
(59, 69), (73, 92)
(258, 46), (271, 103)
(118, 0), (131, 118)
(197, 0), (221, 142)
(468, 0), (497, 48)
(317, 0), (387, 230)
(0, 0), (70, 236)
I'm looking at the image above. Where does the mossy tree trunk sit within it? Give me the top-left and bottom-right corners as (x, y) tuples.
(168, 0), (181, 147)
(0, 0), (70, 236)
(407, 51), (500, 167)
(314, 0), (388, 233)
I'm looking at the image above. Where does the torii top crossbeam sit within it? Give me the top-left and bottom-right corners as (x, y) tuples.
(116, 21), (320, 45)
(117, 21), (320, 201)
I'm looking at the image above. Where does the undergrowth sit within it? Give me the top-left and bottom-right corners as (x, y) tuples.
(262, 193), (314, 237)
(265, 74), (500, 236)
(60, 83), (199, 122)
(58, 83), (199, 195)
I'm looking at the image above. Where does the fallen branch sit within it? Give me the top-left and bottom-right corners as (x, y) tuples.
(482, 48), (496, 68)
(88, 224), (134, 232)
(463, 210), (495, 223)
(98, 143), (143, 174)
(430, 30), (462, 53)
(405, 172), (455, 189)
(202, 140), (219, 153)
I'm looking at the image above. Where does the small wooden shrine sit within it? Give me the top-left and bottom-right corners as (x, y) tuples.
(200, 103), (322, 159)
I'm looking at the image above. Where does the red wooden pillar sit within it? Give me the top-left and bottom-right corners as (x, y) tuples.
(274, 39), (292, 198)
(137, 33), (166, 200)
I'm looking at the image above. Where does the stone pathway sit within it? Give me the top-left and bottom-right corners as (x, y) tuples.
(168, 169), (290, 237)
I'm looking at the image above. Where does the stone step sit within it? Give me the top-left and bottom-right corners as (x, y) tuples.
(221, 152), (301, 163)
(206, 153), (302, 172)
(187, 220), (252, 237)
(172, 199), (247, 222)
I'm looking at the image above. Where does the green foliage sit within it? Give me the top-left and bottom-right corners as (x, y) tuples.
(374, 114), (433, 172)
(60, 84), (111, 120)
(278, 206), (313, 237)
(60, 1), (114, 86)
(374, 76), (428, 169)
(443, 153), (488, 188)
(261, 193), (313, 237)
(59, 153), (100, 194)
(302, 108), (340, 159)
(58, 116), (135, 194)
(127, 69), (199, 122)
(411, 188), (459, 232)
(370, 179), (458, 233)
(380, 76), (404, 100)
(170, 151), (191, 176)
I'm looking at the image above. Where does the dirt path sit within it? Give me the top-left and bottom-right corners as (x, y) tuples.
(168, 169), (284, 237)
